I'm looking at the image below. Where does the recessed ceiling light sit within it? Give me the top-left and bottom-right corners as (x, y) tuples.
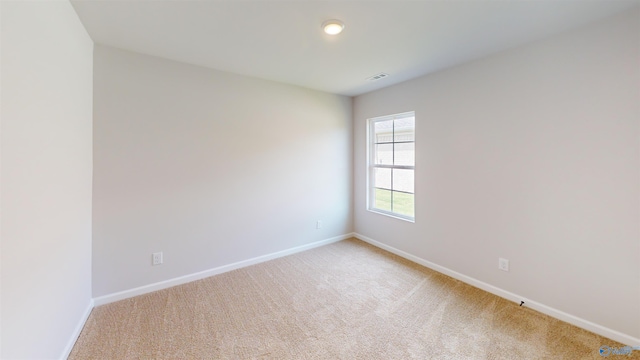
(322, 19), (344, 35)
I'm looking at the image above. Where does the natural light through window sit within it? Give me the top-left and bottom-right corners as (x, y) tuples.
(368, 112), (415, 221)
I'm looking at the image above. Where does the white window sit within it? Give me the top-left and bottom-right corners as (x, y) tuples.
(368, 112), (415, 221)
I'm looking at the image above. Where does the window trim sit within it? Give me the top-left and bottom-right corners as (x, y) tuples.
(367, 111), (415, 222)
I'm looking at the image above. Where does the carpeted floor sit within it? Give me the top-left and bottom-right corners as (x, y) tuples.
(70, 238), (629, 359)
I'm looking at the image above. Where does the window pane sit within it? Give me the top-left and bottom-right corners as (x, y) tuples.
(394, 117), (415, 142)
(374, 120), (393, 143)
(392, 191), (414, 217)
(392, 169), (414, 193)
(374, 167), (391, 190)
(369, 112), (415, 220)
(375, 144), (393, 165)
(374, 188), (392, 212)
(394, 142), (414, 166)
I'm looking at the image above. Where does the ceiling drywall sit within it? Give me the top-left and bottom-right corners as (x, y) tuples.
(71, 0), (639, 96)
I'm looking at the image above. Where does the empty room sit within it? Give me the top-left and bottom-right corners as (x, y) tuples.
(1, 1), (639, 359)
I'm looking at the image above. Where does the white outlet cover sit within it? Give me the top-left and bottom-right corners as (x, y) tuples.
(152, 252), (163, 265)
(498, 258), (509, 272)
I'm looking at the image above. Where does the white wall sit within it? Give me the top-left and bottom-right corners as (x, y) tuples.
(0, 1), (93, 359)
(92, 45), (352, 297)
(354, 10), (640, 341)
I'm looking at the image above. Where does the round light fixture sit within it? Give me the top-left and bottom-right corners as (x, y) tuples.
(322, 19), (344, 35)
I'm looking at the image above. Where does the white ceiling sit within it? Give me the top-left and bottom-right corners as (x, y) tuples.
(71, 0), (638, 96)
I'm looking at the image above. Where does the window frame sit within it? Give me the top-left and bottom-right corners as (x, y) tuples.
(367, 111), (415, 222)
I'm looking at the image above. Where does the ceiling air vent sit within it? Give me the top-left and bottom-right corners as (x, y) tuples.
(366, 73), (389, 81)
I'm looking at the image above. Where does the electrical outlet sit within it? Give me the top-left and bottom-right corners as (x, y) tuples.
(498, 258), (509, 272)
(316, 220), (323, 229)
(152, 252), (163, 266)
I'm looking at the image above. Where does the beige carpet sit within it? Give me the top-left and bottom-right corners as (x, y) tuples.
(70, 238), (629, 359)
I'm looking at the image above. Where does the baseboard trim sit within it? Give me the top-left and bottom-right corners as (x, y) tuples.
(353, 232), (640, 346)
(60, 298), (94, 360)
(93, 233), (354, 306)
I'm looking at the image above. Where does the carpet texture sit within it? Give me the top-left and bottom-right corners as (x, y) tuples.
(70, 239), (630, 359)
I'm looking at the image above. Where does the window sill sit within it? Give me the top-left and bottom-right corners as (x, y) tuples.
(367, 208), (415, 223)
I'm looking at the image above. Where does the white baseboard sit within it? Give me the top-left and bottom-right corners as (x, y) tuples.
(60, 298), (94, 360)
(353, 232), (640, 347)
(93, 233), (354, 307)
